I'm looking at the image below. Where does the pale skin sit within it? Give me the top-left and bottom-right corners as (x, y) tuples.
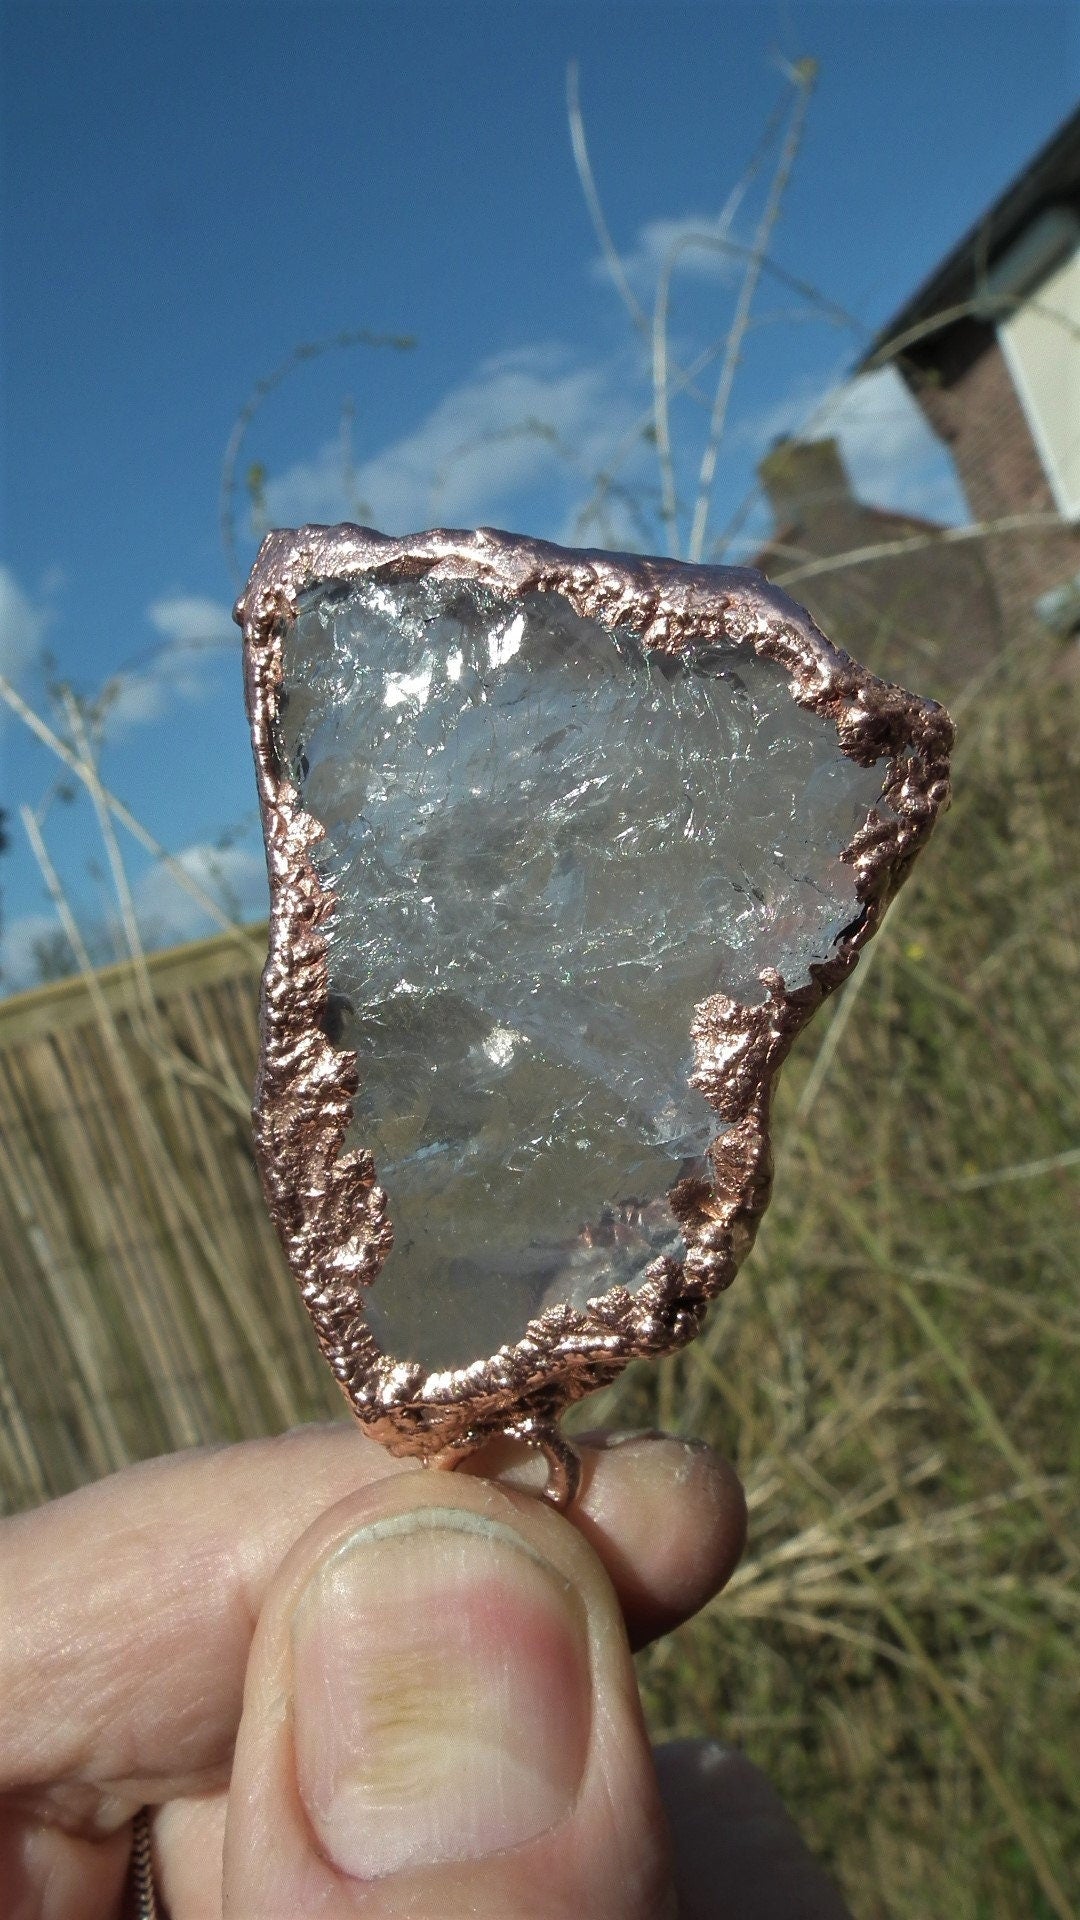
(0, 1425), (853, 1919)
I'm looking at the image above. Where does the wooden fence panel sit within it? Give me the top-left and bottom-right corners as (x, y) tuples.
(0, 931), (341, 1513)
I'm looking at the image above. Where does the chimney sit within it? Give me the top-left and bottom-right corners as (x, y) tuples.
(759, 436), (853, 528)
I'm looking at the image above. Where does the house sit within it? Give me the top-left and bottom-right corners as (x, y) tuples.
(752, 435), (1001, 699)
(860, 103), (1080, 644)
(756, 106), (1080, 677)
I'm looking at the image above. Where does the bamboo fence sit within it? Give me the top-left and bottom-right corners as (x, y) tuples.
(0, 929), (341, 1514)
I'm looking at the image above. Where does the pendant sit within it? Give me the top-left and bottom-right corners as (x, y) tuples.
(239, 526), (952, 1503)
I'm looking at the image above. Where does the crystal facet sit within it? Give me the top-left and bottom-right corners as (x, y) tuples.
(278, 575), (884, 1371)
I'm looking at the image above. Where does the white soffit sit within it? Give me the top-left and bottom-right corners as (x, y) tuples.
(994, 211), (1080, 522)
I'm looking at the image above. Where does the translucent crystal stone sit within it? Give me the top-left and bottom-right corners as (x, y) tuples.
(279, 576), (884, 1370)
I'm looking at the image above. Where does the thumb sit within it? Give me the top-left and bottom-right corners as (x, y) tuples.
(223, 1467), (676, 1919)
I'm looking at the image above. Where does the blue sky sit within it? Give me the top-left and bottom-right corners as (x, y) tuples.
(1, 0), (1078, 989)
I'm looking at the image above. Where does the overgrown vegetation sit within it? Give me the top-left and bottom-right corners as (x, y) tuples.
(1, 55), (1076, 1920)
(3, 590), (1074, 1920)
(574, 633), (1080, 1918)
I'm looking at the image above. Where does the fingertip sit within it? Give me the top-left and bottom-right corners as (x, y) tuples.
(573, 1430), (747, 1646)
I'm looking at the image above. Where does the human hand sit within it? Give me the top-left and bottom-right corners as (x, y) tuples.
(1, 1425), (852, 1918)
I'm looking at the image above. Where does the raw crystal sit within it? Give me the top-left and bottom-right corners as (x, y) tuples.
(279, 576), (884, 1370)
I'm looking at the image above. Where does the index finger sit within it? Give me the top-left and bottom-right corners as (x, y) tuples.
(0, 1424), (744, 1833)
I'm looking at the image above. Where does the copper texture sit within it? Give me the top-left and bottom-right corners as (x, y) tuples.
(238, 526), (953, 1496)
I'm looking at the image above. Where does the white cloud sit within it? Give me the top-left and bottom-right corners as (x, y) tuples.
(263, 345), (640, 538)
(102, 595), (236, 736)
(808, 368), (968, 522)
(598, 214), (741, 293)
(0, 844), (268, 993)
(0, 565), (50, 681)
(134, 842), (268, 946)
(147, 595), (236, 647)
(0, 912), (69, 991)
(102, 665), (197, 733)
(747, 366), (969, 526)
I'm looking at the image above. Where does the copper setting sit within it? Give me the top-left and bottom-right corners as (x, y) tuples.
(238, 525), (952, 1502)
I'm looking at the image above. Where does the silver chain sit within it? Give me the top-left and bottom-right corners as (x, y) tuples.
(127, 1806), (160, 1920)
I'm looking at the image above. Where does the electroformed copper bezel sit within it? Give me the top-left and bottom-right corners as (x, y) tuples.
(239, 524), (952, 1500)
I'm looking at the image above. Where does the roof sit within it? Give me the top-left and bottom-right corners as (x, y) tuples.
(860, 104), (1080, 370)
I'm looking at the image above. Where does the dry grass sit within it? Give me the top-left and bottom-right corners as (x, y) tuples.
(1, 628), (1076, 1918)
(571, 635), (1080, 1917)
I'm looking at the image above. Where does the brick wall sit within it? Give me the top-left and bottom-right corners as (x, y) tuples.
(902, 317), (1080, 643)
